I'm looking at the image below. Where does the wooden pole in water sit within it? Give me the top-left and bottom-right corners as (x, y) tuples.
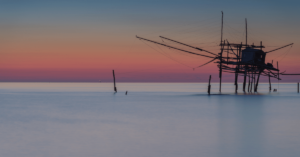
(208, 75), (211, 95)
(255, 71), (261, 92)
(243, 69), (247, 92)
(113, 70), (117, 92)
(250, 70), (253, 92)
(277, 62), (279, 80)
(235, 47), (239, 93)
(253, 73), (256, 92)
(219, 41), (225, 93)
(235, 69), (238, 93)
(298, 82), (299, 93)
(248, 73), (250, 92)
(269, 73), (271, 92)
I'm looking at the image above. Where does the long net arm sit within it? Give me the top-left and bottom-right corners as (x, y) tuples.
(266, 43), (293, 53)
(281, 73), (300, 75)
(196, 57), (218, 68)
(159, 36), (217, 56)
(136, 36), (216, 59)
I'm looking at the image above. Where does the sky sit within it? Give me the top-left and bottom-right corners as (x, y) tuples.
(0, 0), (300, 82)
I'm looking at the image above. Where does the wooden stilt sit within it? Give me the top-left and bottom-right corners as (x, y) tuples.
(255, 71), (262, 92)
(237, 43), (241, 93)
(253, 74), (256, 92)
(219, 41), (225, 93)
(277, 62), (279, 80)
(219, 68), (222, 93)
(269, 73), (271, 92)
(219, 13), (223, 93)
(208, 75), (211, 95)
(235, 69), (238, 93)
(250, 71), (253, 92)
(248, 73), (250, 92)
(298, 82), (299, 93)
(113, 70), (117, 92)
(235, 55), (239, 93)
(243, 69), (247, 92)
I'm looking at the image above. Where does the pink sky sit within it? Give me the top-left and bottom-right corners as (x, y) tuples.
(0, 1), (299, 82)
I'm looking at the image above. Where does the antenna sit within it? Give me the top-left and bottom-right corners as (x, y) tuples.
(221, 11), (223, 45)
(260, 41), (262, 50)
(245, 18), (247, 47)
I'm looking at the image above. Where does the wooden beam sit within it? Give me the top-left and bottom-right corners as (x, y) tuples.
(208, 75), (211, 95)
(113, 70), (117, 92)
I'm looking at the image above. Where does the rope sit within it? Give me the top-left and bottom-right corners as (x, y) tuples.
(140, 40), (194, 69)
(278, 46), (293, 62)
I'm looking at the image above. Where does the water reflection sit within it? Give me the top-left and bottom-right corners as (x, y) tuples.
(217, 95), (265, 157)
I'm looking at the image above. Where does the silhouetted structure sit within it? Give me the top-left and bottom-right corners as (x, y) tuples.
(136, 12), (299, 93)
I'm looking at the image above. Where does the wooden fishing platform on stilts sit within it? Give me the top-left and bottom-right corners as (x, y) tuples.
(136, 12), (300, 94)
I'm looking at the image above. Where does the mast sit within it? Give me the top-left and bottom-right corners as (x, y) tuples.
(221, 11), (223, 45)
(260, 41), (262, 50)
(219, 40), (225, 93)
(245, 18), (247, 47)
(219, 12), (224, 93)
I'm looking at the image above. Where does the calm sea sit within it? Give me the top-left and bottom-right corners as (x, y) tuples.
(0, 83), (299, 157)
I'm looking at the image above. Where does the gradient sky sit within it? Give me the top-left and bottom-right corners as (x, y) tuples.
(0, 0), (300, 82)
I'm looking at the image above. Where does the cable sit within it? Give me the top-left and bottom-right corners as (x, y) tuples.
(278, 46), (293, 62)
(140, 40), (194, 69)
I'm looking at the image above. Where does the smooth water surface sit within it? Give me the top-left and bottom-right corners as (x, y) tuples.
(0, 83), (299, 157)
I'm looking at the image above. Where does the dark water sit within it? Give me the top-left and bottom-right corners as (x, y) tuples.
(0, 83), (299, 157)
